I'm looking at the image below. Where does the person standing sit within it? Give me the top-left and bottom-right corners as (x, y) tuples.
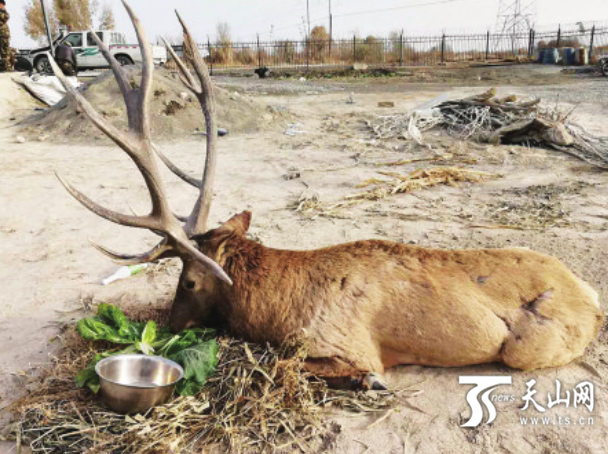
(55, 42), (78, 76)
(0, 0), (13, 72)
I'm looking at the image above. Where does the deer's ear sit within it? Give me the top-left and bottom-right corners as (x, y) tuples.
(191, 211), (251, 252)
(221, 211), (252, 236)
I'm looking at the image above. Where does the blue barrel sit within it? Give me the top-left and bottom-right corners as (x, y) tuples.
(543, 48), (559, 64)
(563, 48), (576, 65)
(538, 49), (545, 63)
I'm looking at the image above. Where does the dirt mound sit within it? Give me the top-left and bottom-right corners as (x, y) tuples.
(20, 68), (279, 143)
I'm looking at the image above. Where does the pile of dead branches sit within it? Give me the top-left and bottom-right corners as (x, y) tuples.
(370, 88), (608, 170)
(8, 319), (416, 453)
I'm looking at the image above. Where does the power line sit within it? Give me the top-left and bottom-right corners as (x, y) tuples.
(334, 0), (470, 19)
(261, 0), (471, 36)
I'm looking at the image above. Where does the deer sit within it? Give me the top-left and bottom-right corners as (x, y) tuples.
(51, 1), (604, 390)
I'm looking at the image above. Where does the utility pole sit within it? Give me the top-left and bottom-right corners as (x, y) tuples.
(306, 0), (311, 37)
(40, 0), (55, 57)
(329, 0), (333, 39)
(329, 0), (333, 61)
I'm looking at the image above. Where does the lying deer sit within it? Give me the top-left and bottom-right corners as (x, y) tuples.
(52, 1), (604, 390)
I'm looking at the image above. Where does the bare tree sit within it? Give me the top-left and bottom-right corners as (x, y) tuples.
(53, 0), (93, 31)
(24, 0), (57, 41)
(98, 2), (115, 30)
(213, 21), (233, 64)
(307, 25), (329, 61)
(216, 22), (230, 43)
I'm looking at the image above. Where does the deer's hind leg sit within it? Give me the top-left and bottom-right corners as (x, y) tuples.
(304, 357), (388, 390)
(500, 289), (604, 370)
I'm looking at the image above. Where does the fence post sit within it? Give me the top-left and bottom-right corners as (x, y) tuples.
(306, 38), (310, 70)
(257, 34), (262, 71)
(485, 31), (490, 61)
(589, 25), (596, 58)
(353, 35), (356, 63)
(441, 34), (446, 63)
(528, 29), (533, 57)
(207, 37), (213, 76)
(399, 31), (404, 67)
(556, 25), (561, 48)
(329, 13), (333, 63)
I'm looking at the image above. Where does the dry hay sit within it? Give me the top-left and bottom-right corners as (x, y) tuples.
(8, 308), (415, 453)
(294, 167), (499, 220)
(20, 67), (279, 143)
(349, 167), (500, 202)
(482, 182), (594, 230)
(293, 191), (352, 220)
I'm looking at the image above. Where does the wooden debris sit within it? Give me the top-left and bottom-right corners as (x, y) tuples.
(368, 89), (608, 170)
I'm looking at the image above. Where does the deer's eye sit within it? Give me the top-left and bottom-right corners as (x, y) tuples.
(185, 280), (196, 291)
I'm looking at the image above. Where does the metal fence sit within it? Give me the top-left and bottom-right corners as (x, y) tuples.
(171, 23), (608, 72)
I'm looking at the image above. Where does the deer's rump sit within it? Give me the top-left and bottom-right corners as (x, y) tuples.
(296, 243), (604, 373)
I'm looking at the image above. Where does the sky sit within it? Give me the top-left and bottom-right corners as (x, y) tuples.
(7, 0), (608, 48)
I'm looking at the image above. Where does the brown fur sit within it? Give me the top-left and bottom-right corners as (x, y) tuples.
(169, 211), (605, 378)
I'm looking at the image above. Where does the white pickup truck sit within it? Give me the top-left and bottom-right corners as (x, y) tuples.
(18, 30), (167, 73)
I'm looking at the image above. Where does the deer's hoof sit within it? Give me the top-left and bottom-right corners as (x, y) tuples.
(362, 372), (388, 391)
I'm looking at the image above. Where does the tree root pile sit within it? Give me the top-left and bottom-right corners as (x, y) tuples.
(369, 88), (608, 170)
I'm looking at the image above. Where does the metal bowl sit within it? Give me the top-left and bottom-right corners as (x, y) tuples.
(96, 354), (184, 414)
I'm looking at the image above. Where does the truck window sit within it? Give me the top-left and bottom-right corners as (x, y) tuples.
(63, 33), (83, 48)
(87, 32), (104, 46)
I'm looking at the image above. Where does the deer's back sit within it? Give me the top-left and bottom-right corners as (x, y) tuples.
(225, 240), (602, 358)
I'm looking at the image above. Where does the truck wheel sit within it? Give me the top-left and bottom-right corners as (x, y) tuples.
(116, 55), (133, 66)
(35, 56), (52, 74)
(602, 62), (608, 77)
(15, 56), (33, 72)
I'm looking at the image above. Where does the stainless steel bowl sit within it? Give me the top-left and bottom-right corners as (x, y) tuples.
(96, 354), (184, 414)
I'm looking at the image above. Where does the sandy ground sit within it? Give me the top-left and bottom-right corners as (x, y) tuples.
(1, 67), (608, 453)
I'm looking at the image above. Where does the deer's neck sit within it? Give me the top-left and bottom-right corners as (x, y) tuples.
(220, 237), (318, 345)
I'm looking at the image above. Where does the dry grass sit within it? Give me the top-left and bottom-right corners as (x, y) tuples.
(8, 308), (417, 453)
(294, 167), (500, 220)
(348, 167), (501, 202)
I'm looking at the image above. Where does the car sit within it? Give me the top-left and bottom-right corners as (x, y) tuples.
(600, 56), (608, 77)
(18, 30), (167, 73)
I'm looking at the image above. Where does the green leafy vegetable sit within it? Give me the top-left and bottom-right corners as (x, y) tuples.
(77, 317), (131, 344)
(171, 341), (220, 383)
(75, 358), (100, 393)
(175, 378), (206, 397)
(137, 321), (157, 355)
(141, 321), (157, 344)
(74, 304), (218, 397)
(98, 303), (142, 341)
(171, 341), (219, 396)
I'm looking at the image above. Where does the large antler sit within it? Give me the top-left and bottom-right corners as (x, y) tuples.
(159, 12), (218, 236)
(50, 0), (231, 285)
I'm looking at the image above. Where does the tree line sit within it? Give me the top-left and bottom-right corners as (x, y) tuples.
(24, 0), (115, 42)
